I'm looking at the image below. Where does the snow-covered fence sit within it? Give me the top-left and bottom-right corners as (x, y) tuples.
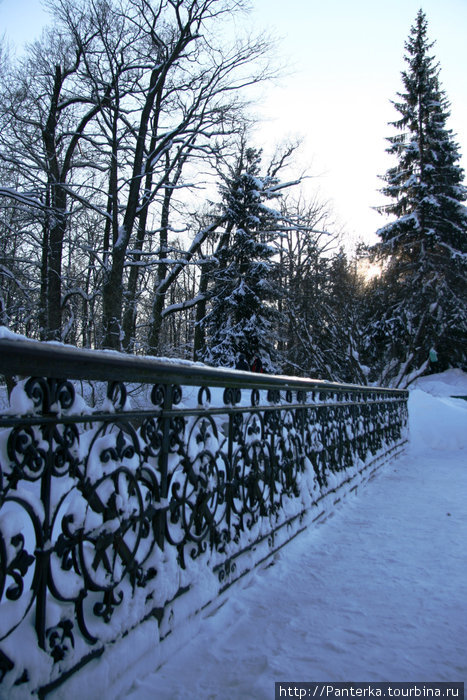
(0, 338), (408, 697)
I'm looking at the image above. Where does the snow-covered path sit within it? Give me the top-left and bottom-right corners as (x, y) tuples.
(118, 382), (466, 700)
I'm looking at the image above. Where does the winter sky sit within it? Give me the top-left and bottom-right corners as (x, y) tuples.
(1, 0), (467, 247)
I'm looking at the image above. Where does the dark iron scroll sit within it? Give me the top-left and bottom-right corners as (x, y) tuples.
(0, 338), (408, 695)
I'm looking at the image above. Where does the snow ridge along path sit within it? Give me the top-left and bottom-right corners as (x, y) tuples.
(49, 372), (467, 700)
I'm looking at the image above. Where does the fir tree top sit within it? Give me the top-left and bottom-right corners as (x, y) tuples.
(377, 9), (467, 254)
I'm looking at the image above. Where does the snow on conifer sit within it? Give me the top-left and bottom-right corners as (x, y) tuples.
(367, 9), (467, 387)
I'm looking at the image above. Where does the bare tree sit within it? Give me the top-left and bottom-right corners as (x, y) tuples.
(0, 8), (114, 340)
(97, 0), (276, 350)
(276, 195), (342, 377)
(0, 0), (279, 352)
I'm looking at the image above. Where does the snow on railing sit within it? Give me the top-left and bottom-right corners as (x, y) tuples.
(0, 336), (408, 696)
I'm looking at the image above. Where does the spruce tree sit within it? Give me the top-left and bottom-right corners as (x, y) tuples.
(202, 148), (281, 371)
(369, 9), (467, 386)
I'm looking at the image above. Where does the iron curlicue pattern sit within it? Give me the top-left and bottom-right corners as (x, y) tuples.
(0, 371), (408, 693)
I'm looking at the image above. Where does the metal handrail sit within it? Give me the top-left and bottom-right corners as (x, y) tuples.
(0, 337), (407, 396)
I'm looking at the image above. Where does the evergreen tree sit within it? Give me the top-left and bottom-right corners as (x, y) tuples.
(202, 148), (281, 371)
(369, 9), (467, 386)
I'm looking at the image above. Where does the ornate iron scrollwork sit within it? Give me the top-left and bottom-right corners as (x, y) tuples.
(0, 353), (408, 694)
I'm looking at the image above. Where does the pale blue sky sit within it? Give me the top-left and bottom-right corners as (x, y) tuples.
(1, 0), (466, 244)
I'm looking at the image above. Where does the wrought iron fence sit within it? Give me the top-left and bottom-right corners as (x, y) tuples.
(0, 337), (408, 696)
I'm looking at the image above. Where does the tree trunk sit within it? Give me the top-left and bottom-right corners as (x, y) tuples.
(46, 191), (67, 341)
(193, 261), (210, 361)
(147, 183), (172, 354)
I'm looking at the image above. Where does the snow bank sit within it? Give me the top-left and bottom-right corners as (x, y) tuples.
(408, 390), (467, 451)
(411, 367), (467, 397)
(408, 368), (467, 451)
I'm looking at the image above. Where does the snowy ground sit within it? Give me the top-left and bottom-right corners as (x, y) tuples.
(50, 371), (467, 700)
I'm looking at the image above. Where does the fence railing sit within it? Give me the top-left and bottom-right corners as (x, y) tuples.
(0, 337), (408, 696)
